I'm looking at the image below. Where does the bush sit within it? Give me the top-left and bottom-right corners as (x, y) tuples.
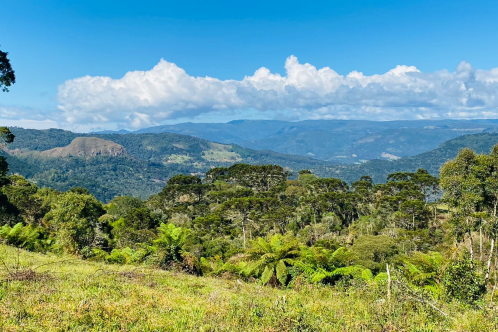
(351, 235), (398, 272)
(443, 255), (486, 305)
(0, 223), (52, 252)
(91, 246), (156, 265)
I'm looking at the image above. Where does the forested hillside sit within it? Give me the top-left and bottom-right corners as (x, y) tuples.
(4, 128), (329, 201)
(2, 132), (498, 329)
(316, 133), (498, 182)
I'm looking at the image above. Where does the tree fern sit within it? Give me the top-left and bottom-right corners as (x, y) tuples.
(245, 234), (299, 286)
(0, 222), (49, 251)
(154, 223), (190, 264)
(332, 265), (373, 282)
(398, 251), (445, 287)
(374, 272), (388, 283)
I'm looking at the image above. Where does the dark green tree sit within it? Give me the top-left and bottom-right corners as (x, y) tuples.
(0, 46), (15, 92)
(219, 197), (265, 249)
(43, 191), (105, 253)
(441, 148), (483, 265)
(1, 175), (45, 225)
(111, 207), (158, 248)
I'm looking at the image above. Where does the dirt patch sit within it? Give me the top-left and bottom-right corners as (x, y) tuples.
(5, 269), (51, 282)
(118, 271), (146, 280)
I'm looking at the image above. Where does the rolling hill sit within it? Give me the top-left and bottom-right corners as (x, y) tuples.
(3, 128), (329, 201)
(314, 133), (498, 183)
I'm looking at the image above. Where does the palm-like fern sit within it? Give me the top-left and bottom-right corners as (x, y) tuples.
(397, 251), (445, 296)
(295, 246), (372, 284)
(0, 222), (50, 251)
(244, 235), (300, 286)
(331, 265), (373, 281)
(154, 223), (190, 264)
(400, 251), (443, 284)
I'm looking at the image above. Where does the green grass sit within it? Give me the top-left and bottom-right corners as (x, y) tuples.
(0, 245), (496, 331)
(202, 143), (242, 163)
(164, 154), (193, 164)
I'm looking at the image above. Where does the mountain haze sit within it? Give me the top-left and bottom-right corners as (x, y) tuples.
(118, 119), (498, 162)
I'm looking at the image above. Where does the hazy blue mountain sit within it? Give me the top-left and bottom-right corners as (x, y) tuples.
(315, 133), (498, 183)
(91, 129), (131, 134)
(132, 119), (498, 162)
(134, 120), (290, 142)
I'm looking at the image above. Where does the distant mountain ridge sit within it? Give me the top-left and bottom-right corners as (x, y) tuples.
(94, 119), (498, 162)
(314, 133), (498, 183)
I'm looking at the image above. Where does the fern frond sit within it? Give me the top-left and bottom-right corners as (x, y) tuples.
(276, 260), (288, 285)
(261, 266), (273, 285)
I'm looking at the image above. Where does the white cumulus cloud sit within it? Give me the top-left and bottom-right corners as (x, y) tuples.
(56, 56), (498, 129)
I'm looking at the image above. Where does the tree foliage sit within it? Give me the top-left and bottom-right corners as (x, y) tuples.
(0, 46), (15, 92)
(244, 235), (300, 286)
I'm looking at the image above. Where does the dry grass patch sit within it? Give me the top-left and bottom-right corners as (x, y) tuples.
(4, 268), (51, 283)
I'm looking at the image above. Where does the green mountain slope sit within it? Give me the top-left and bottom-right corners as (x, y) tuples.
(5, 127), (498, 201)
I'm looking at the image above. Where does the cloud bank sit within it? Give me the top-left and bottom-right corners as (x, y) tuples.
(57, 56), (498, 129)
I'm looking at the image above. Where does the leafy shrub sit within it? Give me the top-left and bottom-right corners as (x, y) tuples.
(91, 246), (156, 264)
(0, 223), (52, 251)
(443, 255), (486, 305)
(351, 235), (398, 272)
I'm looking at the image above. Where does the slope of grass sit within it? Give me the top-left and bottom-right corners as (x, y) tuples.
(0, 245), (496, 331)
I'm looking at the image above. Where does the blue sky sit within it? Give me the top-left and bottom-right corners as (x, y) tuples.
(1, 0), (498, 131)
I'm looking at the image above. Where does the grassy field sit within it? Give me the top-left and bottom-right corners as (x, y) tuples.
(0, 245), (496, 331)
